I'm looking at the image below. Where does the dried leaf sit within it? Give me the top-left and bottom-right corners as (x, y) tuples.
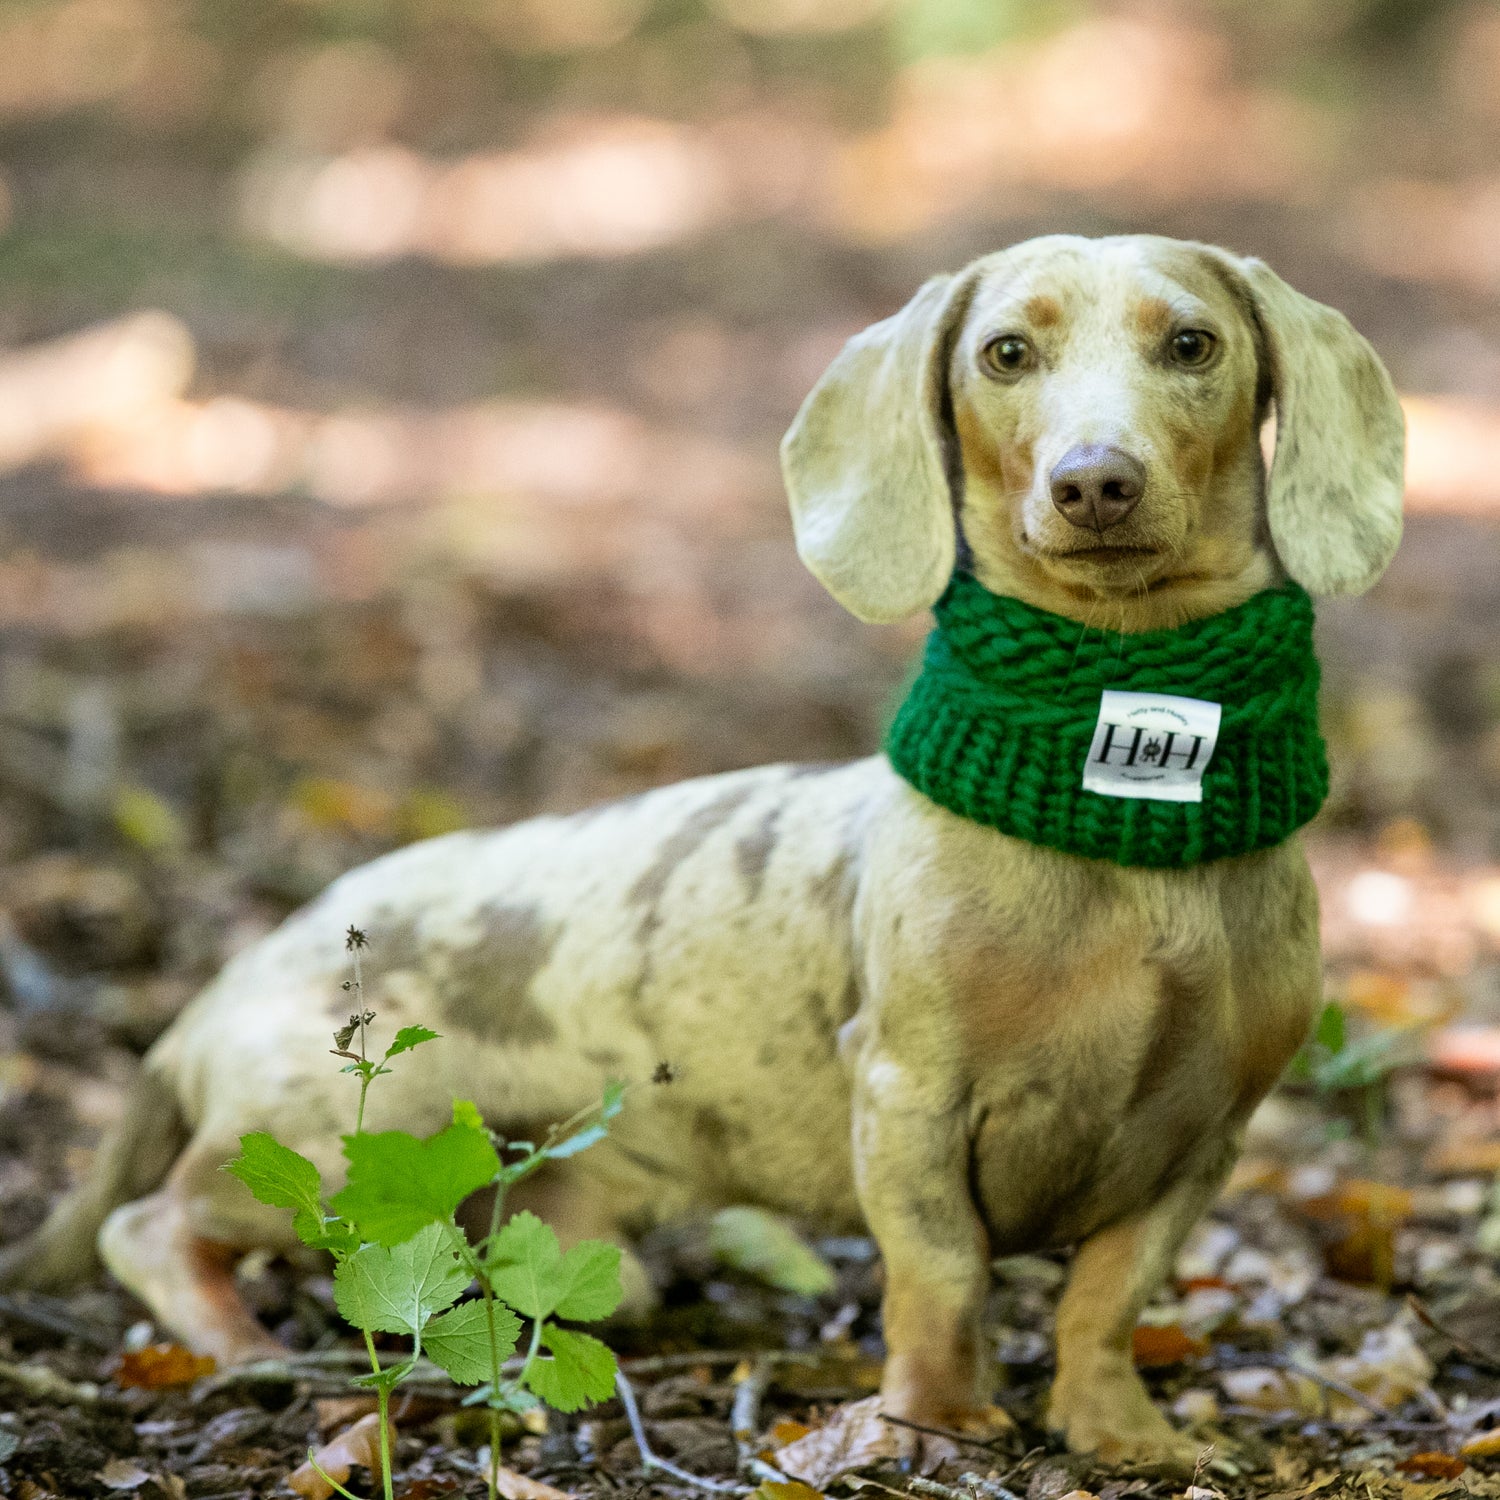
(751, 1483), (825, 1500)
(492, 1468), (578, 1500)
(1396, 1453), (1466, 1479)
(769, 1419), (813, 1446)
(775, 1396), (906, 1486)
(288, 1412), (389, 1500)
(97, 1457), (154, 1491)
(314, 1395), (378, 1436)
(113, 1343), (215, 1389)
(1217, 1366), (1324, 1416)
(1460, 1428), (1500, 1460)
(1132, 1324), (1208, 1367)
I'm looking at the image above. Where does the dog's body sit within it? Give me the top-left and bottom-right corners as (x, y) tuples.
(1, 235), (1406, 1470)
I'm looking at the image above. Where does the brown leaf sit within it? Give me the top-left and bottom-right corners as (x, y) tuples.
(492, 1468), (578, 1500)
(97, 1457), (154, 1491)
(751, 1482), (826, 1500)
(1460, 1428), (1500, 1459)
(1132, 1324), (1208, 1367)
(1396, 1453), (1466, 1479)
(113, 1343), (216, 1389)
(315, 1394), (379, 1436)
(769, 1419), (813, 1446)
(289, 1412), (389, 1500)
(775, 1396), (905, 1486)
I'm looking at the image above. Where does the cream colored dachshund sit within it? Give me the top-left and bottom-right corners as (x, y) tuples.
(1, 235), (1404, 1470)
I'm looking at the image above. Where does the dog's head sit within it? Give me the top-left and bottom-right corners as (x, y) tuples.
(782, 234), (1404, 630)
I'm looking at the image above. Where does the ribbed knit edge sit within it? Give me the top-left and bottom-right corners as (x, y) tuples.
(885, 579), (1329, 868)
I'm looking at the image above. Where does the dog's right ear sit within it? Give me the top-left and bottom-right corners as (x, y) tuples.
(781, 271), (977, 624)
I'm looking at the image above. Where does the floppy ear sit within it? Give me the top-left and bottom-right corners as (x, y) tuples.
(1231, 255), (1405, 595)
(781, 271), (978, 623)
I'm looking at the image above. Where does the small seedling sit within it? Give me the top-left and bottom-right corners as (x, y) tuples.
(226, 928), (636, 1500)
(1289, 1000), (1424, 1147)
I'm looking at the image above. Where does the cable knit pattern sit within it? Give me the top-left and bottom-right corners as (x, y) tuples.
(885, 574), (1328, 867)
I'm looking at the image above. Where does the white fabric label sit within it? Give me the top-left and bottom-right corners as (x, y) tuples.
(1082, 690), (1222, 803)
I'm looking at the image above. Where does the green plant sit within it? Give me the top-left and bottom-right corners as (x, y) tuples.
(226, 927), (630, 1500)
(1289, 1000), (1424, 1145)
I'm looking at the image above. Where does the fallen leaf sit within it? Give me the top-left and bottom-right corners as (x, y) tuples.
(1460, 1428), (1500, 1460)
(1218, 1365), (1323, 1416)
(289, 1412), (389, 1500)
(751, 1482), (826, 1500)
(1132, 1324), (1208, 1367)
(1297, 1180), (1412, 1288)
(709, 1207), (837, 1296)
(775, 1397), (907, 1486)
(1320, 1323), (1437, 1421)
(1430, 1025), (1500, 1076)
(97, 1457), (154, 1491)
(1396, 1453), (1466, 1479)
(492, 1468), (577, 1500)
(315, 1395), (379, 1436)
(1425, 1137), (1500, 1176)
(769, 1419), (813, 1446)
(113, 1344), (215, 1388)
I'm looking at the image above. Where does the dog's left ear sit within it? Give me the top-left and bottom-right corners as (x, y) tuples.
(1224, 254), (1405, 596)
(781, 270), (979, 623)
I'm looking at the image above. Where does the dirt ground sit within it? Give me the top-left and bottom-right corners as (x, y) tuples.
(4, 1), (1500, 1497)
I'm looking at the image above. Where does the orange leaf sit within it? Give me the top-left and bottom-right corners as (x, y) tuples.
(1132, 1325), (1208, 1368)
(1461, 1428), (1500, 1460)
(1397, 1452), (1466, 1479)
(289, 1412), (389, 1500)
(1177, 1275), (1234, 1294)
(113, 1343), (215, 1388)
(770, 1419), (813, 1446)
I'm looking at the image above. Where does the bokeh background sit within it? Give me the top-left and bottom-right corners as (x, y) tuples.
(3, 0), (1500, 1244)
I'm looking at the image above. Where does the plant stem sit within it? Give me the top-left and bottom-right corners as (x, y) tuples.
(364, 1328), (396, 1500)
(355, 1068), (372, 1137)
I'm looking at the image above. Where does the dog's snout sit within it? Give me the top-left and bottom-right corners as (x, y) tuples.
(1048, 444), (1146, 533)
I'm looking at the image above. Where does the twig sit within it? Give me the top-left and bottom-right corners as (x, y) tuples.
(1218, 1404), (1446, 1433)
(624, 1350), (819, 1376)
(614, 1367), (746, 1494)
(0, 1291), (116, 1350)
(956, 1472), (1024, 1500)
(1270, 1353), (1391, 1421)
(878, 1412), (1011, 1454)
(730, 1355), (789, 1485)
(907, 1478), (972, 1500)
(192, 1354), (458, 1403)
(0, 1358), (102, 1404)
(1409, 1294), (1500, 1375)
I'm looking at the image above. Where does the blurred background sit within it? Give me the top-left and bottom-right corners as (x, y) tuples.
(2, 0), (1500, 1251)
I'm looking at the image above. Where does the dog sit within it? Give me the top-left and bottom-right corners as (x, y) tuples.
(0, 234), (1404, 1470)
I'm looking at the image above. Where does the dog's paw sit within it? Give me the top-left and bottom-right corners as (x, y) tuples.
(1048, 1382), (1206, 1475)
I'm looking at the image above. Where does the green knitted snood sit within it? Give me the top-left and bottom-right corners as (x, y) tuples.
(885, 574), (1328, 868)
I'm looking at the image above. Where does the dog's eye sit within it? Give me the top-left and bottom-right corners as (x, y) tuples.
(1169, 329), (1216, 366)
(982, 335), (1034, 376)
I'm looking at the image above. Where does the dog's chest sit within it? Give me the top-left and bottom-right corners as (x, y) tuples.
(866, 803), (1321, 1253)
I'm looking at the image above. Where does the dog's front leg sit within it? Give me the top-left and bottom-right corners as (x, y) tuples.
(1047, 1158), (1232, 1472)
(851, 1052), (996, 1432)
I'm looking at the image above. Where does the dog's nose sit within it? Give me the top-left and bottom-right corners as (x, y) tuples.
(1049, 444), (1146, 532)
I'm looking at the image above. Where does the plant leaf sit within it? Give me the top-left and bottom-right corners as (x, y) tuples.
(423, 1298), (522, 1385)
(331, 1119), (500, 1245)
(487, 1211), (562, 1318)
(385, 1024), (440, 1061)
(553, 1240), (623, 1321)
(523, 1324), (617, 1412)
(485, 1214), (621, 1321)
(225, 1133), (324, 1236)
(709, 1207), (837, 1297)
(332, 1223), (469, 1336)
